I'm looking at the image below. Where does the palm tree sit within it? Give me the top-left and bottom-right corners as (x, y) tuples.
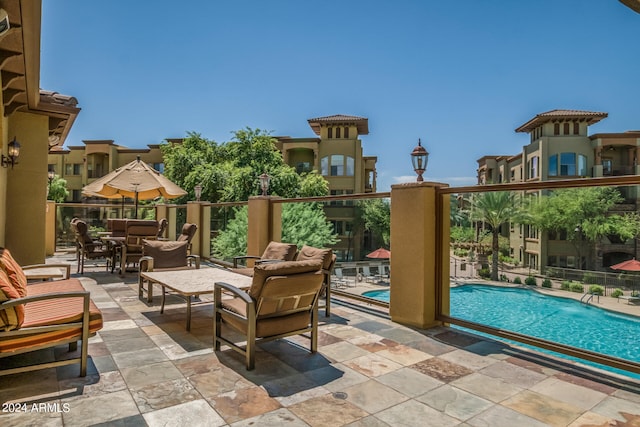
(470, 191), (526, 281)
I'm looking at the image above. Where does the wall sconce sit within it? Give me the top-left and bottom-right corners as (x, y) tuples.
(194, 183), (202, 202)
(411, 138), (429, 182)
(1, 137), (21, 168)
(259, 172), (271, 196)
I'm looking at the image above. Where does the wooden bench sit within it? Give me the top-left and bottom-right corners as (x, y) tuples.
(0, 248), (103, 377)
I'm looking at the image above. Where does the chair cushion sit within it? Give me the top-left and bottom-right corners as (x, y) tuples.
(177, 223), (197, 243)
(248, 259), (322, 300)
(0, 279), (103, 353)
(261, 242), (298, 262)
(0, 248), (27, 298)
(0, 268), (23, 331)
(296, 246), (333, 271)
(142, 240), (188, 268)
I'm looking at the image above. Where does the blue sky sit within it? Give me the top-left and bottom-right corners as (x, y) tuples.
(40, 1), (640, 191)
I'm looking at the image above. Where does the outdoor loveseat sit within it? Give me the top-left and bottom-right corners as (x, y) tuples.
(0, 248), (103, 377)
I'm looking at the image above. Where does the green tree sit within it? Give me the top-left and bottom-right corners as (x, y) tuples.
(358, 198), (390, 247)
(160, 128), (329, 203)
(47, 175), (69, 203)
(531, 187), (640, 267)
(212, 204), (338, 259)
(470, 191), (528, 281)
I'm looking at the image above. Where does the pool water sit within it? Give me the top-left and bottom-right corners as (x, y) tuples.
(362, 285), (640, 377)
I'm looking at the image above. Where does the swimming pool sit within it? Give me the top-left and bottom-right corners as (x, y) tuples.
(362, 285), (640, 377)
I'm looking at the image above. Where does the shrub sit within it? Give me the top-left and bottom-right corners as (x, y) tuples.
(611, 288), (624, 298)
(478, 268), (491, 279)
(542, 278), (552, 288)
(453, 248), (469, 258)
(588, 285), (604, 296)
(561, 281), (572, 291)
(513, 276), (522, 284)
(569, 282), (584, 293)
(524, 276), (537, 287)
(582, 272), (597, 284)
(632, 290), (640, 297)
(499, 274), (509, 282)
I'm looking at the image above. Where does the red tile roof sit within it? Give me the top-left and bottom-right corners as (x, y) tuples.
(307, 114), (369, 135)
(515, 109), (608, 133)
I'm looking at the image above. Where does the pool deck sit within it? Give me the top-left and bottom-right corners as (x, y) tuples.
(1, 252), (640, 426)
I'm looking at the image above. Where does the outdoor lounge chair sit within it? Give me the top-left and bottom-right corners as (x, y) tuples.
(0, 248), (103, 377)
(177, 223), (197, 254)
(231, 241), (298, 273)
(214, 259), (324, 370)
(138, 239), (201, 303)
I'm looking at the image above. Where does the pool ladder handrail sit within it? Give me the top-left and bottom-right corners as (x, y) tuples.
(580, 291), (599, 305)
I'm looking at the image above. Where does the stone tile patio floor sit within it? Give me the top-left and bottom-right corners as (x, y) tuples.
(1, 254), (640, 426)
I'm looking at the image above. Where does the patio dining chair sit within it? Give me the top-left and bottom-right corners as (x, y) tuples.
(71, 219), (110, 274)
(119, 220), (159, 276)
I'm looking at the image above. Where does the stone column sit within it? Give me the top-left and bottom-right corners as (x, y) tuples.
(390, 182), (450, 328)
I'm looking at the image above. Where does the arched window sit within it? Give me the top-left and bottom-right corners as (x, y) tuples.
(554, 123), (560, 135)
(563, 123), (570, 135)
(344, 127), (349, 138)
(336, 127), (341, 138)
(573, 122), (580, 135)
(327, 127), (333, 139)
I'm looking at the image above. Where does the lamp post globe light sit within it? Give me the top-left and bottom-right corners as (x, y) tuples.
(259, 172), (271, 196)
(411, 138), (429, 182)
(194, 184), (202, 202)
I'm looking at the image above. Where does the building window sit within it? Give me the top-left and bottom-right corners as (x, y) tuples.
(153, 163), (164, 173)
(554, 123), (560, 135)
(577, 154), (587, 176)
(549, 155), (558, 176)
(528, 156), (538, 178)
(327, 127), (333, 139)
(72, 190), (82, 201)
(296, 162), (311, 174)
(330, 155), (344, 175)
(563, 122), (570, 135)
(603, 158), (612, 175)
(560, 152), (576, 175)
(344, 127), (349, 138)
(65, 163), (82, 175)
(573, 122), (580, 135)
(346, 156), (354, 176)
(322, 155), (355, 176)
(335, 127), (341, 139)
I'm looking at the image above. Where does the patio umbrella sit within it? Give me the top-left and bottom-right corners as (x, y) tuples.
(610, 258), (640, 272)
(366, 247), (391, 259)
(82, 156), (186, 218)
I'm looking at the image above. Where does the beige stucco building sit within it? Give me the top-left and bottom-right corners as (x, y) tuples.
(477, 109), (640, 272)
(48, 140), (165, 202)
(276, 114), (378, 261)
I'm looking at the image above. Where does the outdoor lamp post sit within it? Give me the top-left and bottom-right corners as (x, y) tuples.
(259, 172), (271, 196)
(47, 169), (55, 184)
(1, 137), (21, 168)
(194, 184), (202, 202)
(411, 138), (429, 182)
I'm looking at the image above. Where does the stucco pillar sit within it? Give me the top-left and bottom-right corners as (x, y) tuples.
(200, 203), (211, 259)
(186, 201), (203, 256)
(155, 204), (168, 224)
(45, 200), (56, 256)
(247, 196), (282, 262)
(166, 205), (177, 240)
(390, 182), (450, 329)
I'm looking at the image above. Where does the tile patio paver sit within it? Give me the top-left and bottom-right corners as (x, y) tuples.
(1, 253), (639, 426)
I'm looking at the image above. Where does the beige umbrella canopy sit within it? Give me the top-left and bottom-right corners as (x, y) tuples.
(82, 156), (187, 218)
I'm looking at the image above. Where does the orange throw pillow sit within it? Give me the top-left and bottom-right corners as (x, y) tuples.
(0, 268), (23, 331)
(0, 248), (28, 298)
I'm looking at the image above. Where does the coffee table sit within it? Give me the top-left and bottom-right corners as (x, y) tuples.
(140, 267), (252, 330)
